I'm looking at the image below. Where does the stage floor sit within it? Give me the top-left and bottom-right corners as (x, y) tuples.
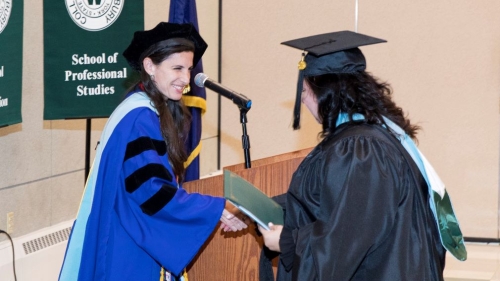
(445, 243), (500, 281)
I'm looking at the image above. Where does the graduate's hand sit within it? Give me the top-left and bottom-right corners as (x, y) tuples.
(258, 222), (283, 252)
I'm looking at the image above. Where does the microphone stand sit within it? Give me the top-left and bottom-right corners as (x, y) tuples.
(239, 107), (251, 168)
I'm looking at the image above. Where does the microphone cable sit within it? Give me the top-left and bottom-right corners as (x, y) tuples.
(0, 229), (17, 281)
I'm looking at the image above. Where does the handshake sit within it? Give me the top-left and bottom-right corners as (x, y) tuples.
(219, 201), (251, 232)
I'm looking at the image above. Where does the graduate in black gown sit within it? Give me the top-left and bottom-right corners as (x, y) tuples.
(258, 31), (466, 281)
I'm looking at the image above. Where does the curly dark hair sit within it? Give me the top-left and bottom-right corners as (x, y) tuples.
(305, 71), (419, 140)
(138, 38), (194, 183)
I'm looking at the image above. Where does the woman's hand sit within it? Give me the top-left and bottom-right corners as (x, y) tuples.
(258, 223), (283, 252)
(220, 201), (250, 232)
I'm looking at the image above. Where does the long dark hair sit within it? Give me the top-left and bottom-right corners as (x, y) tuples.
(305, 71), (420, 140)
(139, 38), (194, 183)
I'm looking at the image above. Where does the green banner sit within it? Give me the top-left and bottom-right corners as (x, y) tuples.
(43, 0), (144, 120)
(0, 0), (23, 127)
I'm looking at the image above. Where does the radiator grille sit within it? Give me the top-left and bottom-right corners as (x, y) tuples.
(22, 226), (72, 255)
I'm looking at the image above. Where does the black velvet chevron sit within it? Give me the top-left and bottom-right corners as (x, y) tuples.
(125, 163), (174, 193)
(124, 137), (167, 161)
(140, 184), (178, 215)
(123, 136), (178, 215)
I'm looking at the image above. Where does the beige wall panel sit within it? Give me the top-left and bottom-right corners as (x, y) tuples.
(0, 180), (51, 237)
(50, 172), (86, 224)
(197, 0), (220, 140)
(0, 125), (52, 187)
(197, 0), (221, 175)
(48, 120), (87, 175)
(221, 1), (500, 238)
(200, 137), (219, 176)
(145, 0), (170, 28)
(0, 173), (81, 235)
(90, 118), (107, 164)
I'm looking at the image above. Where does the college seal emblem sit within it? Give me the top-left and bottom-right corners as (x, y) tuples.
(65, 0), (124, 32)
(0, 0), (12, 34)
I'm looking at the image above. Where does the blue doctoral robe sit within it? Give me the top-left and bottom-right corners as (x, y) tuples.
(59, 91), (225, 281)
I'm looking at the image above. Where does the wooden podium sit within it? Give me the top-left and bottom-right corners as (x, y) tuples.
(184, 148), (312, 280)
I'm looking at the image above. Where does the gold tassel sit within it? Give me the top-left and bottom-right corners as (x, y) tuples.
(298, 52), (307, 70)
(160, 267), (165, 281)
(160, 267), (187, 281)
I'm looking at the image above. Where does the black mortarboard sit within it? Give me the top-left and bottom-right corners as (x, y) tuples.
(281, 30), (386, 129)
(123, 22), (208, 71)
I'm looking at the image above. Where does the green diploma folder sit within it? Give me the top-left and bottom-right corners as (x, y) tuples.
(223, 170), (284, 230)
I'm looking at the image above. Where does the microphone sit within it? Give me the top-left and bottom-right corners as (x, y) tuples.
(194, 73), (252, 110)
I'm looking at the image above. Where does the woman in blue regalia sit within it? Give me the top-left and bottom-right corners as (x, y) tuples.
(59, 22), (247, 281)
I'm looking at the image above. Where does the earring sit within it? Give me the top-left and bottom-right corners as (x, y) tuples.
(182, 84), (191, 94)
(150, 74), (155, 81)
